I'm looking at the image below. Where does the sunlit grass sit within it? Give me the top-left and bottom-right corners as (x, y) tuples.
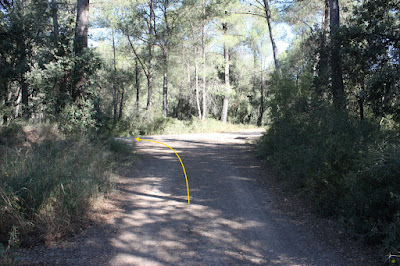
(145, 117), (261, 136)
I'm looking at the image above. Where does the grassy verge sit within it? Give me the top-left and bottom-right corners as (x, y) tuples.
(152, 118), (259, 135)
(0, 123), (133, 252)
(113, 116), (260, 137)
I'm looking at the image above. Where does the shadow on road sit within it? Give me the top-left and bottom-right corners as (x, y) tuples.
(17, 131), (350, 265)
(95, 132), (340, 265)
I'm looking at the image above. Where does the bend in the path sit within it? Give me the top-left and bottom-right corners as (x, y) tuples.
(18, 129), (362, 265)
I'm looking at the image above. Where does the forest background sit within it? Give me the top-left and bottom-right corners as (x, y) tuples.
(0, 0), (399, 262)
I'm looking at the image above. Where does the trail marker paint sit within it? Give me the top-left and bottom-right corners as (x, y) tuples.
(135, 137), (190, 204)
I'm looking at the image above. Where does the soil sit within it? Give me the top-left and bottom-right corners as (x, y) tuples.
(16, 129), (381, 265)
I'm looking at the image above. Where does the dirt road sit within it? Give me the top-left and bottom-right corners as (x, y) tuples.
(19, 130), (372, 265)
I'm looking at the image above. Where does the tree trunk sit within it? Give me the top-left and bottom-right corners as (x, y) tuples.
(221, 24), (230, 123)
(74, 0), (89, 55)
(162, 50), (168, 117)
(195, 61), (202, 119)
(15, 87), (21, 118)
(257, 52), (264, 126)
(113, 88), (117, 123)
(262, 0), (281, 75)
(257, 74), (264, 126)
(21, 78), (29, 119)
(135, 59), (140, 114)
(118, 85), (125, 121)
(162, 67), (168, 117)
(161, 0), (171, 117)
(314, 0), (330, 95)
(2, 78), (8, 124)
(73, 0), (89, 104)
(201, 0), (207, 120)
(146, 0), (154, 111)
(330, 0), (345, 110)
(359, 80), (365, 120)
(50, 0), (59, 43)
(323, 0), (330, 32)
(112, 29), (118, 123)
(359, 97), (364, 121)
(147, 60), (153, 110)
(17, 25), (29, 119)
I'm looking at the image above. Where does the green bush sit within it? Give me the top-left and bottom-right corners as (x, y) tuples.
(257, 106), (400, 256)
(58, 100), (98, 135)
(0, 123), (130, 245)
(110, 113), (257, 137)
(341, 144), (400, 252)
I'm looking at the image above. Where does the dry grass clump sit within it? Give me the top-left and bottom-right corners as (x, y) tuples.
(0, 123), (130, 247)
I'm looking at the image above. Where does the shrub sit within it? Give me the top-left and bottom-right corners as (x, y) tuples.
(110, 113), (257, 137)
(257, 105), (400, 257)
(0, 123), (130, 245)
(341, 144), (400, 252)
(58, 100), (98, 135)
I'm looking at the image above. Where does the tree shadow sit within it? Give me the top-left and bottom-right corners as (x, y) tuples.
(16, 132), (344, 265)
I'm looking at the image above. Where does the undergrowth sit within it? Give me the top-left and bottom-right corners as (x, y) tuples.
(112, 115), (258, 137)
(257, 107), (400, 260)
(0, 123), (133, 249)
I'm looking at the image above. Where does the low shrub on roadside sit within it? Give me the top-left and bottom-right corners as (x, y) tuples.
(341, 143), (400, 254)
(257, 106), (400, 258)
(0, 123), (132, 246)
(113, 114), (258, 137)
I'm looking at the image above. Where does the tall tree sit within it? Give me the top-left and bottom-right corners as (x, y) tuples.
(194, 56), (202, 118)
(147, 0), (155, 110)
(121, 0), (156, 113)
(329, 0), (345, 110)
(220, 22), (230, 123)
(74, 0), (89, 55)
(157, 0), (184, 117)
(0, 0), (50, 119)
(262, 0), (281, 74)
(50, 0), (59, 44)
(201, 0), (207, 120)
(73, 0), (90, 104)
(135, 59), (140, 114)
(313, 0), (330, 96)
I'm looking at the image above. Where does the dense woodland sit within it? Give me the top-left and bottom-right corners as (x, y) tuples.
(0, 0), (399, 128)
(0, 0), (399, 262)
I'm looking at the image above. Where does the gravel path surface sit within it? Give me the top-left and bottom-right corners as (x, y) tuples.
(18, 129), (375, 265)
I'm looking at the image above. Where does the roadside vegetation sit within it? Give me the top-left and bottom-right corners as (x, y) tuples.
(258, 108), (399, 259)
(256, 0), (400, 260)
(0, 123), (133, 262)
(114, 116), (258, 137)
(0, 0), (399, 263)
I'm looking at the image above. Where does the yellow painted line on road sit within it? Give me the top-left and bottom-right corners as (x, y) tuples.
(135, 137), (190, 204)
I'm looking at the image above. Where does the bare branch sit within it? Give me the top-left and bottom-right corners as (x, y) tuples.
(127, 35), (149, 78)
(254, 0), (265, 8)
(232, 11), (267, 19)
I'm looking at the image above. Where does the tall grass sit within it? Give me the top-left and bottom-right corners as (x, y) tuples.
(113, 116), (259, 137)
(0, 123), (132, 246)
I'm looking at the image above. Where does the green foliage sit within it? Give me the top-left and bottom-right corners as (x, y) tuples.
(258, 103), (400, 255)
(150, 117), (256, 135)
(341, 144), (400, 252)
(258, 46), (400, 258)
(0, 123), (132, 245)
(0, 226), (20, 265)
(341, 0), (400, 121)
(111, 114), (257, 137)
(258, 10), (400, 254)
(58, 100), (97, 134)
